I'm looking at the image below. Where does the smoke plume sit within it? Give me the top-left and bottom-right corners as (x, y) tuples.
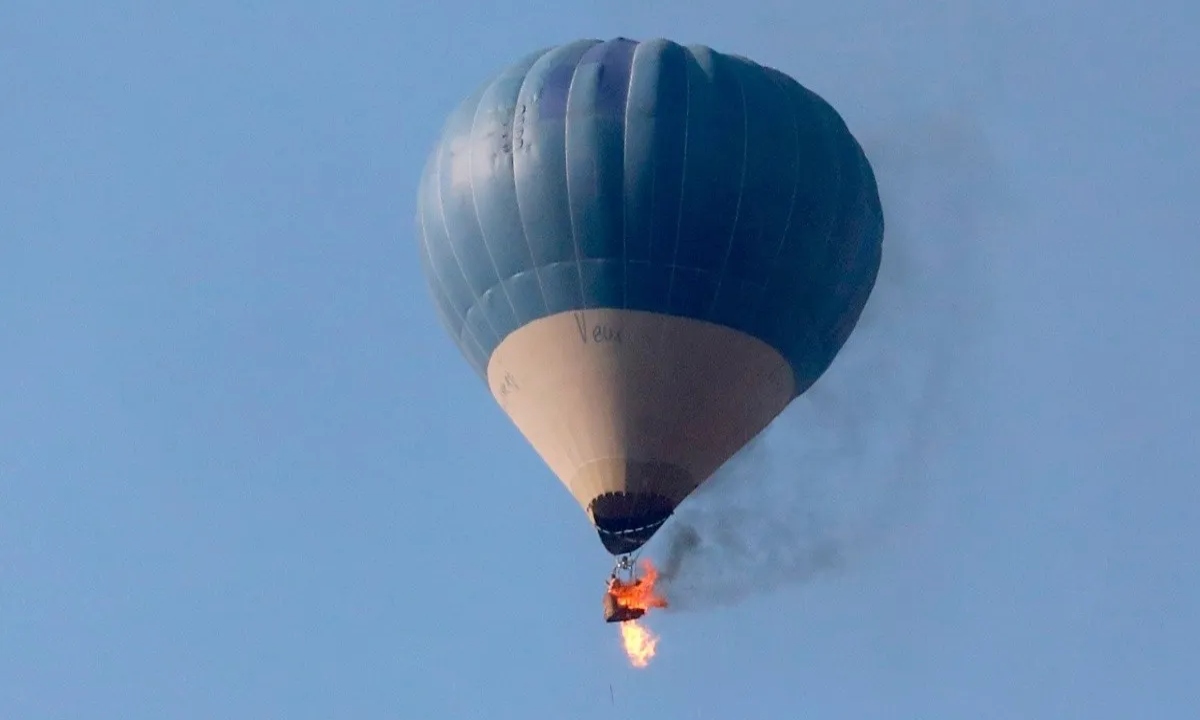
(655, 113), (1004, 610)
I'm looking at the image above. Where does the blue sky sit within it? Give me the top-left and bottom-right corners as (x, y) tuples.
(3, 2), (1198, 718)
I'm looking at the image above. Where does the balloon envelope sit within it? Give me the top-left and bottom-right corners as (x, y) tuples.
(416, 38), (883, 555)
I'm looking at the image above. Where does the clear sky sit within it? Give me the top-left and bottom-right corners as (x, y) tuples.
(3, 2), (1198, 718)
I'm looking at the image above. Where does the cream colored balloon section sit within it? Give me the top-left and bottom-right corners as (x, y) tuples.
(486, 309), (795, 522)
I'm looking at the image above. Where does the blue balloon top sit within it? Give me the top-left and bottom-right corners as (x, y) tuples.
(416, 37), (883, 396)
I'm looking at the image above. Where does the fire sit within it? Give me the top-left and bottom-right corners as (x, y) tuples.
(619, 619), (658, 668)
(608, 560), (669, 613)
(609, 560), (669, 667)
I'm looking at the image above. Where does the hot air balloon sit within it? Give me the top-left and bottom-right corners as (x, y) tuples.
(415, 38), (883, 574)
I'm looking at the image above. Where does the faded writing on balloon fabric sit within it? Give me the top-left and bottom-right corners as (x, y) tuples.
(574, 312), (623, 345)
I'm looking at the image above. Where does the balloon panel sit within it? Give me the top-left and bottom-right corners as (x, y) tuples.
(486, 309), (794, 554)
(416, 38), (883, 397)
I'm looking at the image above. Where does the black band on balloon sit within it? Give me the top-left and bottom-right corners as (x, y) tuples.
(589, 492), (674, 555)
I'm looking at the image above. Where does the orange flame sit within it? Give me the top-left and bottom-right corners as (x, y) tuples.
(608, 560), (669, 613)
(610, 560), (668, 667)
(619, 619), (658, 668)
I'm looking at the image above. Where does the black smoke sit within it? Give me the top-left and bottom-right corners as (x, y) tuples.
(655, 113), (1004, 610)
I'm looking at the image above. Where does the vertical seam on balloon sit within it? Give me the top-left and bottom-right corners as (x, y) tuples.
(418, 171), (489, 371)
(797, 98), (844, 376)
(468, 76), (523, 329)
(415, 205), (461, 341)
(509, 56), (552, 318)
(751, 71), (803, 318)
(817, 121), (858, 352)
(707, 58), (750, 318)
(434, 128), (503, 348)
(828, 142), (872, 344)
(559, 42), (598, 471)
(620, 41), (640, 310)
(564, 51), (588, 309)
(753, 78), (841, 353)
(664, 49), (693, 313)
